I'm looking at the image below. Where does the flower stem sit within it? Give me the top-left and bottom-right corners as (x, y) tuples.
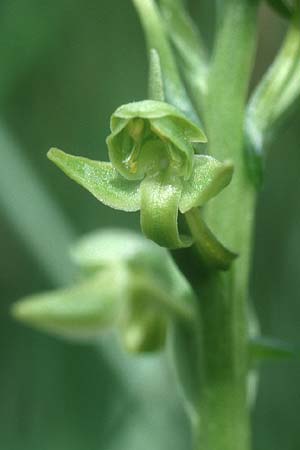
(178, 1), (260, 449)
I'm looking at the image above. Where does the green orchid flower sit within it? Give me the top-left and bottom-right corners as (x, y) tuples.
(107, 100), (206, 181)
(48, 100), (233, 250)
(12, 229), (195, 353)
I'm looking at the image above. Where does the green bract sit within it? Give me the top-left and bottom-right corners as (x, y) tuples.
(48, 100), (234, 250)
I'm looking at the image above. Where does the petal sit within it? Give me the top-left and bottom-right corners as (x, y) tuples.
(140, 170), (192, 249)
(109, 117), (129, 137)
(179, 155), (234, 213)
(150, 116), (195, 178)
(112, 99), (184, 120)
(48, 148), (141, 212)
(106, 132), (143, 181)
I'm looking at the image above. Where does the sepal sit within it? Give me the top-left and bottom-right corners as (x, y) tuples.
(48, 148), (140, 212)
(179, 156), (233, 213)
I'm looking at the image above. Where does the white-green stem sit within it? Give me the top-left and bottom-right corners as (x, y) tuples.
(188, 1), (259, 450)
(134, 0), (260, 448)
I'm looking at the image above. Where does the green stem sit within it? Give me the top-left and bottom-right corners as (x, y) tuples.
(184, 2), (259, 450)
(192, 271), (251, 450)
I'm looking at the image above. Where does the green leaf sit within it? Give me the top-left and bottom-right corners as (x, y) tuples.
(159, 0), (208, 114)
(243, 132), (265, 189)
(246, 11), (300, 185)
(168, 319), (202, 420)
(140, 170), (192, 249)
(48, 148), (141, 212)
(132, 0), (199, 123)
(12, 269), (127, 342)
(179, 156), (234, 213)
(0, 124), (75, 286)
(266, 0), (293, 18)
(250, 336), (295, 364)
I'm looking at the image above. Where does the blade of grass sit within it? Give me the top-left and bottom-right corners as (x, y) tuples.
(0, 123), (76, 285)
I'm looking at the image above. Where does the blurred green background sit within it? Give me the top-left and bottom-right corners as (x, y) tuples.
(0, 1), (299, 449)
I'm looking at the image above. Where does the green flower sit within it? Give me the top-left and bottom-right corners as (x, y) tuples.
(48, 100), (233, 249)
(107, 100), (206, 180)
(12, 229), (194, 353)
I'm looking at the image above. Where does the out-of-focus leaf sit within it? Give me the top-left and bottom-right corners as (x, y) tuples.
(0, 125), (75, 285)
(266, 0), (293, 18)
(0, 0), (72, 102)
(246, 11), (300, 186)
(250, 336), (295, 364)
(168, 319), (202, 423)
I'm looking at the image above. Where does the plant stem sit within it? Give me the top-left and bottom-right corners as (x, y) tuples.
(185, 2), (259, 449)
